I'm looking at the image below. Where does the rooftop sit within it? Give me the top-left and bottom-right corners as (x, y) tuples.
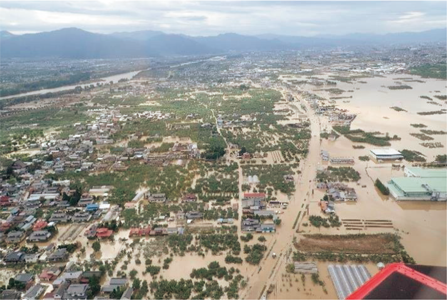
(406, 167), (447, 179)
(370, 148), (402, 156)
(389, 177), (447, 194)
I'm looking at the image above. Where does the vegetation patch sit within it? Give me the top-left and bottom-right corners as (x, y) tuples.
(388, 85), (412, 90)
(375, 179), (390, 196)
(316, 166), (361, 182)
(390, 106), (407, 112)
(333, 125), (400, 146)
(420, 129), (447, 135)
(297, 233), (395, 254)
(244, 243), (267, 265)
(410, 124), (427, 128)
(410, 63), (447, 80)
(434, 95), (447, 100)
(401, 149), (426, 162)
(410, 133), (433, 141)
(417, 109), (447, 116)
(242, 164), (296, 195)
(308, 215), (341, 228)
(420, 96), (433, 100)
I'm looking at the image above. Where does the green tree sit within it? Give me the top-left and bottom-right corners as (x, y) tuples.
(133, 278), (141, 290)
(129, 269), (138, 279)
(92, 241), (101, 253)
(87, 276), (100, 298)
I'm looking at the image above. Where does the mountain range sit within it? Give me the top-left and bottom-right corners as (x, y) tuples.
(0, 27), (445, 59)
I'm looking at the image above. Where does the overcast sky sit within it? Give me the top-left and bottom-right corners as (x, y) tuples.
(0, 1), (446, 36)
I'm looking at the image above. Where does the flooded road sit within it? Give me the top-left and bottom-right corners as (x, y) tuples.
(245, 89), (324, 299)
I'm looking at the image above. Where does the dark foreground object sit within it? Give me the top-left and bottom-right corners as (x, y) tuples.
(347, 263), (447, 299)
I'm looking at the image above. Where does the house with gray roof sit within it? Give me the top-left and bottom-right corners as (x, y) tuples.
(4, 251), (25, 264)
(23, 284), (47, 300)
(102, 278), (128, 293)
(148, 193), (166, 203)
(72, 212), (92, 223)
(0, 290), (21, 300)
(14, 273), (35, 290)
(254, 210), (276, 218)
(53, 271), (83, 287)
(6, 231), (25, 244)
(53, 281), (70, 299)
(186, 211), (202, 219)
(50, 212), (70, 223)
(28, 230), (52, 242)
(65, 284), (88, 300)
(48, 248), (69, 262)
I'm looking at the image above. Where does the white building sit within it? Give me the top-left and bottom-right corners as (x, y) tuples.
(370, 148), (403, 161)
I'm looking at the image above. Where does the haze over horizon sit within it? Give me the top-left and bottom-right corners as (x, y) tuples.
(1, 0), (446, 36)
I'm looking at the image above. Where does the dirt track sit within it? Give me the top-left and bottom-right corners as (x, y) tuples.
(296, 234), (397, 254)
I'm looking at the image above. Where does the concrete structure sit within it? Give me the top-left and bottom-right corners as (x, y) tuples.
(370, 148), (403, 161)
(294, 262), (318, 274)
(330, 157), (355, 165)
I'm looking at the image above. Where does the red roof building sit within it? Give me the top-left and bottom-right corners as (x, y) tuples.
(347, 263), (447, 299)
(96, 228), (113, 238)
(124, 202), (136, 209)
(0, 196), (11, 206)
(0, 222), (11, 232)
(129, 226), (151, 237)
(39, 268), (60, 282)
(33, 220), (48, 231)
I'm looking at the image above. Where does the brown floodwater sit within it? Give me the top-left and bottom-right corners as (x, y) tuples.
(300, 74), (447, 267)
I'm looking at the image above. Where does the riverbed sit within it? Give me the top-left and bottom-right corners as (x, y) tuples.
(0, 69), (145, 100)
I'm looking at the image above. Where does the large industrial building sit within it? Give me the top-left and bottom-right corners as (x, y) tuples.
(387, 167), (447, 201)
(370, 148), (403, 161)
(404, 167), (447, 178)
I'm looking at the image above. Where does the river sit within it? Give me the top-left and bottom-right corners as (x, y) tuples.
(0, 69), (145, 100)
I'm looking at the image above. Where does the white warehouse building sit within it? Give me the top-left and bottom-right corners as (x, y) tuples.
(370, 148), (403, 161)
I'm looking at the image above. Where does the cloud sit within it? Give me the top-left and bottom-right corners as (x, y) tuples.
(0, 1), (445, 36)
(390, 11), (426, 24)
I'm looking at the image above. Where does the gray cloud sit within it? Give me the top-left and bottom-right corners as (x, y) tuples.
(0, 1), (445, 36)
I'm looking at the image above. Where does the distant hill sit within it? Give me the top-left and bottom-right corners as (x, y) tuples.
(258, 28), (447, 47)
(110, 30), (164, 41)
(0, 30), (14, 40)
(315, 28), (447, 45)
(1, 27), (445, 59)
(0, 28), (146, 58)
(256, 34), (357, 48)
(193, 33), (289, 52)
(145, 34), (218, 56)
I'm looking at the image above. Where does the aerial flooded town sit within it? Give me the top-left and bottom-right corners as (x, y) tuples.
(0, 1), (446, 300)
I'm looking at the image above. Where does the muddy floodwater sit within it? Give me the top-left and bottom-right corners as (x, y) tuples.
(311, 74), (446, 160)
(302, 74), (447, 267)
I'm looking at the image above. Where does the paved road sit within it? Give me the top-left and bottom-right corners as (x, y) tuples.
(244, 88), (322, 300)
